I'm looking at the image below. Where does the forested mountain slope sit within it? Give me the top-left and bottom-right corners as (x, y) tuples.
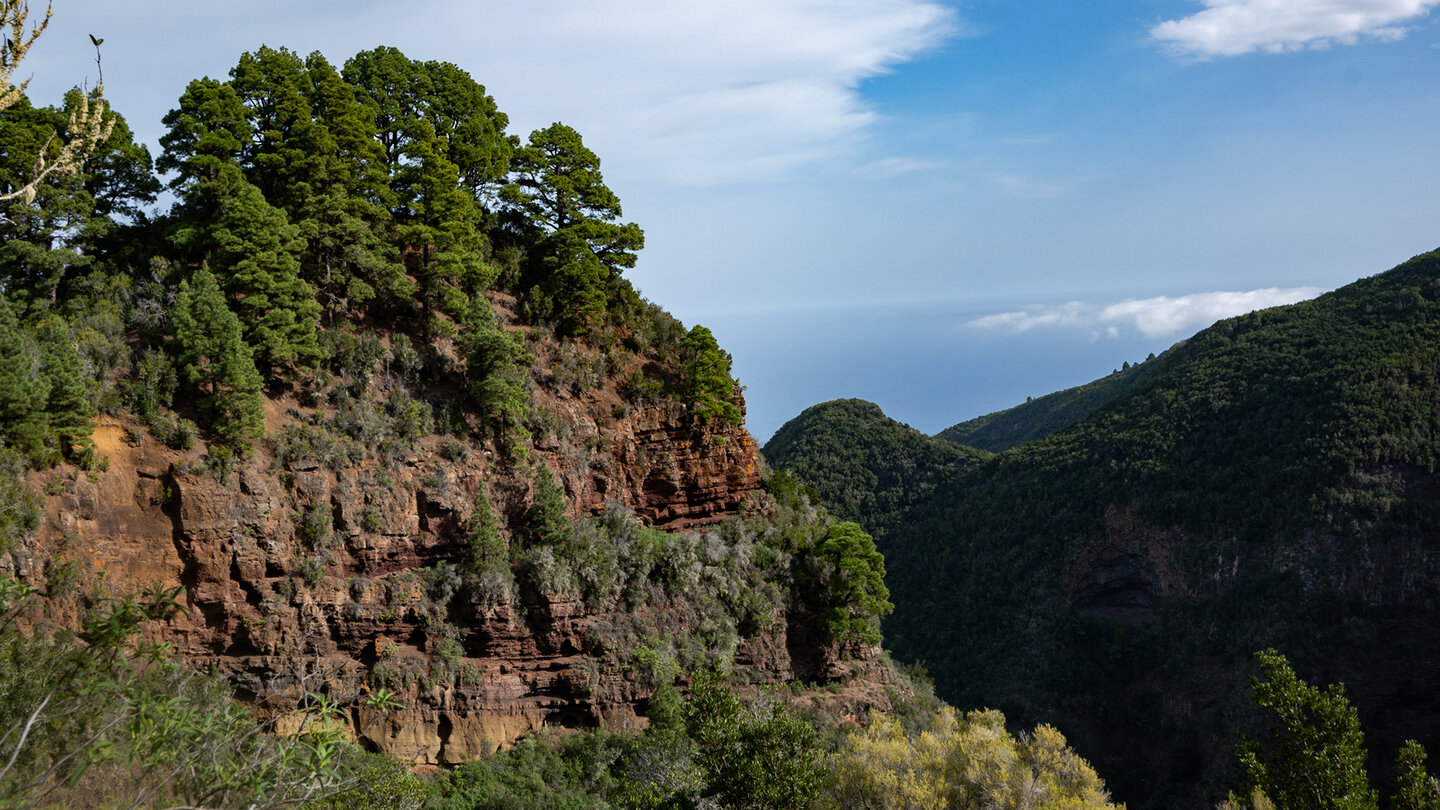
(935, 350), (1166, 451)
(765, 248), (1440, 810)
(763, 398), (987, 533)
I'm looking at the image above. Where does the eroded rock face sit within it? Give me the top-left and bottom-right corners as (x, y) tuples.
(7, 399), (880, 765)
(1063, 506), (1190, 626)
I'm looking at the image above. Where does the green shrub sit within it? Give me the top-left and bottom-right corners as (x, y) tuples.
(388, 333), (423, 383)
(296, 502), (334, 550)
(121, 348), (177, 423)
(272, 422), (363, 471)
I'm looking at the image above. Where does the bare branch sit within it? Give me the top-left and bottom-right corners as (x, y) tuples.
(0, 0), (114, 210)
(0, 0), (52, 114)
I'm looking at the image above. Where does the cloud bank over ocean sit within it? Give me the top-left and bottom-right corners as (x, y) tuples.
(967, 287), (1328, 338)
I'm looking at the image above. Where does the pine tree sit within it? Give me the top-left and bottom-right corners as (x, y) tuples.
(680, 325), (740, 425)
(173, 268), (265, 450)
(232, 47), (406, 317)
(35, 316), (95, 461)
(207, 175), (323, 376)
(813, 522), (893, 646)
(399, 134), (488, 332)
(503, 123), (644, 333)
(0, 296), (48, 461)
(298, 52), (407, 311)
(526, 464), (570, 546)
(157, 78), (252, 190)
(466, 488), (506, 575)
(462, 297), (532, 444)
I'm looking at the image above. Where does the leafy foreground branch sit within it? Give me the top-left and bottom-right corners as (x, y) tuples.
(0, 0), (114, 208)
(1225, 649), (1440, 810)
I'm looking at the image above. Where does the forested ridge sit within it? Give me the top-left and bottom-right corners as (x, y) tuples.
(935, 351), (1165, 452)
(0, 10), (1140, 808)
(765, 248), (1440, 809)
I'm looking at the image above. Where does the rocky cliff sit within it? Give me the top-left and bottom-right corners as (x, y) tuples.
(7, 368), (889, 765)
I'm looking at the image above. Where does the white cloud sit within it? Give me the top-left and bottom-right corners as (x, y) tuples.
(1151, 0), (1440, 57)
(967, 287), (1328, 338)
(507, 0), (957, 185)
(858, 156), (945, 179)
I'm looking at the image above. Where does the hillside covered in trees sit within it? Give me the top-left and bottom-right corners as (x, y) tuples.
(765, 248), (1440, 809)
(935, 351), (1165, 452)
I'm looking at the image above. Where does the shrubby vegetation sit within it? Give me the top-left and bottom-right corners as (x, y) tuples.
(827, 706), (1119, 810)
(0, 575), (422, 808)
(1224, 649), (1440, 810)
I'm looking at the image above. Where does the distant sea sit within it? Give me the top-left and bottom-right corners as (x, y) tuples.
(707, 303), (1176, 445)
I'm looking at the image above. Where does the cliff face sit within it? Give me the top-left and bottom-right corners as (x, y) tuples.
(8, 388), (878, 765)
(541, 397), (763, 530)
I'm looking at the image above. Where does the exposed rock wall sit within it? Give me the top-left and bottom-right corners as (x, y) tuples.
(6, 394), (884, 765)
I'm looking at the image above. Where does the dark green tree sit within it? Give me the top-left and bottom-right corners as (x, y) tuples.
(80, 102), (161, 227)
(0, 295), (48, 460)
(344, 47), (506, 320)
(502, 123), (643, 333)
(228, 45), (324, 205)
(173, 268), (264, 449)
(680, 324), (741, 425)
(35, 315), (94, 461)
(0, 92), (158, 305)
(341, 47), (512, 198)
(398, 132), (489, 330)
(297, 51), (407, 312)
(1239, 649), (1377, 810)
(205, 173), (323, 377)
(531, 227), (607, 335)
(812, 521), (892, 646)
(157, 77), (252, 190)
(461, 296), (532, 444)
(503, 123), (638, 246)
(526, 463), (570, 546)
(229, 47), (404, 316)
(465, 487), (506, 576)
(0, 95), (91, 305)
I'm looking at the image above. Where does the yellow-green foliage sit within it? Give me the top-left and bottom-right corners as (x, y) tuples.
(824, 706), (1121, 810)
(1218, 788), (1277, 810)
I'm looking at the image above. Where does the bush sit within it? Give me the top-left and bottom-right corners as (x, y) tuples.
(121, 348), (177, 423)
(296, 502), (334, 550)
(272, 422), (363, 471)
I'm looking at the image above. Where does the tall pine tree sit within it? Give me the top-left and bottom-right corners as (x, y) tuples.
(0, 296), (48, 461)
(35, 315), (95, 462)
(206, 173), (323, 377)
(173, 268), (265, 449)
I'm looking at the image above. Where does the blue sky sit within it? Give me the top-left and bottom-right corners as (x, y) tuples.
(21, 0), (1440, 442)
